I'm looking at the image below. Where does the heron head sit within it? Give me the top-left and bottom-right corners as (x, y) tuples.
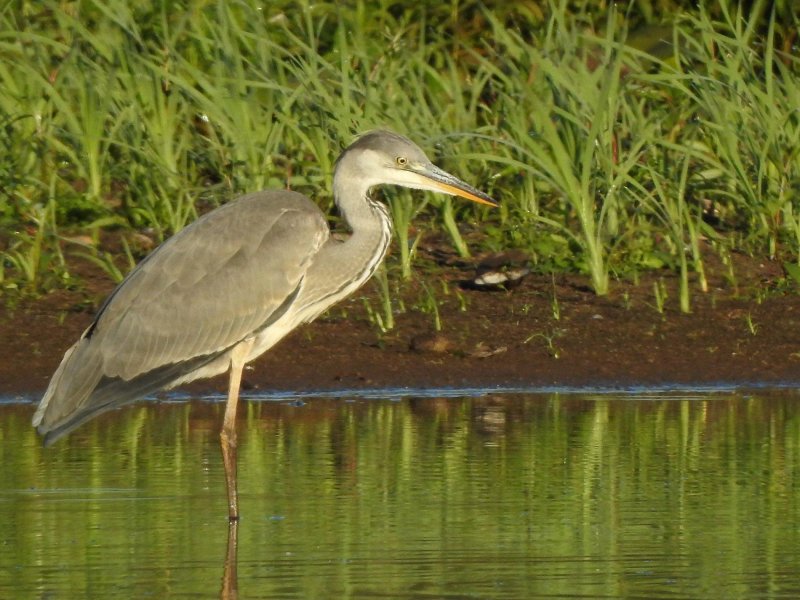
(337, 130), (498, 207)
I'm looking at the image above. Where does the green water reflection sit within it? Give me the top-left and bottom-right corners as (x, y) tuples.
(1, 392), (799, 598)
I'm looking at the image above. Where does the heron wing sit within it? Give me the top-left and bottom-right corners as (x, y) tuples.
(95, 191), (327, 378)
(34, 190), (328, 437)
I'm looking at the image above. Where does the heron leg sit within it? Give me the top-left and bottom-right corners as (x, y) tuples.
(220, 341), (253, 522)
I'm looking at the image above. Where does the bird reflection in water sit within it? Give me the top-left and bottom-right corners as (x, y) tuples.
(220, 521), (239, 600)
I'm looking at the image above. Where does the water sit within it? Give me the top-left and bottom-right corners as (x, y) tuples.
(1, 391), (799, 598)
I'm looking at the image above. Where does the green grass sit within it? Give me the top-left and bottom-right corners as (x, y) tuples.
(1, 0), (798, 308)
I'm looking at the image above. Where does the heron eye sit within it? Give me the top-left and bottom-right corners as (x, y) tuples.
(396, 156), (408, 167)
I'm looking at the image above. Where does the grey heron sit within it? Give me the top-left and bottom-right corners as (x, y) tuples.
(33, 130), (497, 520)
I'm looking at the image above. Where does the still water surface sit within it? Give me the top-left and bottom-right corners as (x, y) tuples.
(1, 391), (799, 598)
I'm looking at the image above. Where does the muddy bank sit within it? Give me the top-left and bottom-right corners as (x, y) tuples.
(3, 245), (800, 402)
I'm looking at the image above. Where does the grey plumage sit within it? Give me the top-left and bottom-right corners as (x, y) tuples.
(35, 191), (326, 443)
(33, 130), (496, 518)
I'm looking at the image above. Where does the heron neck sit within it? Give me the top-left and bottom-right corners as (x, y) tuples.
(292, 170), (392, 316)
(292, 164), (393, 325)
(333, 170), (386, 229)
(334, 171), (392, 260)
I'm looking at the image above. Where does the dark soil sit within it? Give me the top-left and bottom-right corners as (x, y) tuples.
(3, 240), (800, 401)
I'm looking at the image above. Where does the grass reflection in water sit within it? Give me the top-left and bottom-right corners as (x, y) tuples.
(1, 392), (798, 599)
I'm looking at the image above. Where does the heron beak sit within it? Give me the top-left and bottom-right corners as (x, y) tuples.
(414, 164), (498, 207)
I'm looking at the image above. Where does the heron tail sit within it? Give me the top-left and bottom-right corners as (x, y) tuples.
(34, 340), (222, 446)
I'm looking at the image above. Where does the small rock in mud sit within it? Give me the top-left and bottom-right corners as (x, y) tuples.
(409, 333), (454, 354)
(468, 342), (508, 359)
